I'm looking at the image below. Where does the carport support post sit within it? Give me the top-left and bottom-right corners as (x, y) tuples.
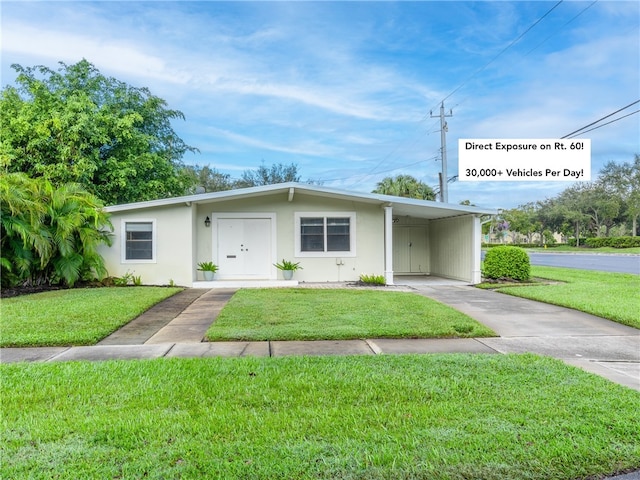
(384, 205), (394, 285)
(471, 215), (482, 284)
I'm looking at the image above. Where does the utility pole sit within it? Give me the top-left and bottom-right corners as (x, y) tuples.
(430, 102), (453, 203)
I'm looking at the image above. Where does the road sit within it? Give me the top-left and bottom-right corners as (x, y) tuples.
(481, 251), (640, 274)
(527, 252), (640, 274)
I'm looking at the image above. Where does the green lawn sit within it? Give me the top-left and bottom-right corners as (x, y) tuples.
(0, 287), (183, 347)
(2, 355), (639, 480)
(493, 267), (640, 329)
(205, 288), (495, 341)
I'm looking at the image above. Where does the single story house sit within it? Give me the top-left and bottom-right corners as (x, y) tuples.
(99, 182), (496, 287)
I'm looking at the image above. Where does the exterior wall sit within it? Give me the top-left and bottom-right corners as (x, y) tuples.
(429, 215), (477, 283)
(195, 193), (385, 282)
(100, 189), (485, 286)
(98, 204), (194, 286)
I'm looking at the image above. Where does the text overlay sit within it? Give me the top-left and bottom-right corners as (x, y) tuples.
(458, 139), (591, 182)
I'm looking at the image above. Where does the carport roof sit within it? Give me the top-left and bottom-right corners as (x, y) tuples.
(105, 182), (497, 220)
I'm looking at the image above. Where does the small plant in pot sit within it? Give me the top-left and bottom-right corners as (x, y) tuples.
(197, 261), (219, 281)
(274, 259), (302, 280)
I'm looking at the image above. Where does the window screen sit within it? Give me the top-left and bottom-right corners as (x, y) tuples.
(300, 217), (351, 253)
(125, 222), (153, 260)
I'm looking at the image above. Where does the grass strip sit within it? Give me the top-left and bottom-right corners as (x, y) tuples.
(2, 354), (639, 479)
(494, 267), (640, 329)
(205, 288), (495, 341)
(0, 287), (183, 347)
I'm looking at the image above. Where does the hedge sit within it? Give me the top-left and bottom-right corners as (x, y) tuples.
(482, 246), (530, 281)
(568, 237), (640, 248)
(584, 237), (640, 248)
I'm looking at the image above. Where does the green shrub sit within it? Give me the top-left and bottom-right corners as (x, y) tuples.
(359, 274), (386, 285)
(584, 236), (640, 248)
(482, 246), (530, 281)
(567, 238), (588, 247)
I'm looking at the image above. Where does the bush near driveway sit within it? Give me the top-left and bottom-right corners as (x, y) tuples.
(482, 246), (530, 281)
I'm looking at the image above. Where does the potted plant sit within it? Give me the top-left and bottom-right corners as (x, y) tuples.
(274, 259), (302, 280)
(197, 261), (218, 281)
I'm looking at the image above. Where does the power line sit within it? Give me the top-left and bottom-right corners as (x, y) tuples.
(561, 100), (640, 138)
(369, 1), (570, 192)
(436, 0), (564, 109)
(565, 109), (640, 139)
(320, 155), (439, 185)
(523, 0), (598, 57)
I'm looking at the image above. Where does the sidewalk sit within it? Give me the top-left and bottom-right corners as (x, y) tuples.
(2, 285), (639, 391)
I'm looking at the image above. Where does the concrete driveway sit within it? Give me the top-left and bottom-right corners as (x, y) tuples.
(411, 285), (640, 390)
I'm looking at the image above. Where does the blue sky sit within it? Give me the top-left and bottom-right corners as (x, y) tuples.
(2, 1), (639, 209)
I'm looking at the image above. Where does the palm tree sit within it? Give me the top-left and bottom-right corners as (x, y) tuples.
(1, 173), (45, 285)
(372, 175), (436, 200)
(1, 173), (112, 287)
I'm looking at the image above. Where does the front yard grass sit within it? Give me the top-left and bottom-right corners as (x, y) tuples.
(493, 267), (640, 329)
(2, 354), (639, 480)
(205, 288), (495, 341)
(0, 287), (183, 347)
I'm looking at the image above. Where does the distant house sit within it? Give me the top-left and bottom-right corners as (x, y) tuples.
(99, 182), (496, 287)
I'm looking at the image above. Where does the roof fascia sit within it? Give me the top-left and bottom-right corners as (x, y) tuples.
(104, 182), (496, 217)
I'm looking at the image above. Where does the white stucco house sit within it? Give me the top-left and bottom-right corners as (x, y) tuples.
(98, 182), (496, 287)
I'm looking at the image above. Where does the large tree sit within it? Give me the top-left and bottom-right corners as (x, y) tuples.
(502, 203), (542, 244)
(598, 155), (640, 236)
(372, 175), (436, 200)
(0, 60), (197, 205)
(235, 162), (301, 188)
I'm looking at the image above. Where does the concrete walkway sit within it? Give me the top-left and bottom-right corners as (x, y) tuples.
(2, 284), (638, 392)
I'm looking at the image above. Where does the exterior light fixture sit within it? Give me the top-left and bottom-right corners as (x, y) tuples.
(204, 216), (211, 227)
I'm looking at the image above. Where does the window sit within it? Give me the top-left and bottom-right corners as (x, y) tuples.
(122, 220), (156, 262)
(295, 212), (356, 257)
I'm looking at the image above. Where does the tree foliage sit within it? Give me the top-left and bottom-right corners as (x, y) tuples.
(372, 175), (436, 200)
(597, 155), (640, 236)
(181, 165), (234, 193)
(1, 173), (112, 287)
(0, 60), (197, 205)
(500, 156), (639, 243)
(235, 162), (301, 188)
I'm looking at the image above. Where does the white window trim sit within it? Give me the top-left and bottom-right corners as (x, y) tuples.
(121, 219), (157, 264)
(294, 212), (356, 258)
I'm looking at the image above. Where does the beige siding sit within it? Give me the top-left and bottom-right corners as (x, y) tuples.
(99, 204), (194, 286)
(195, 193), (385, 283)
(429, 215), (474, 282)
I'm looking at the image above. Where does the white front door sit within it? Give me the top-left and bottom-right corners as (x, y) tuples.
(215, 217), (273, 279)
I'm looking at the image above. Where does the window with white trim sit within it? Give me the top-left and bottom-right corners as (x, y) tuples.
(295, 212), (356, 257)
(122, 220), (156, 262)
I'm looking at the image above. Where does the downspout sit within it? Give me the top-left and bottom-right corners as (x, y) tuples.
(384, 205), (394, 285)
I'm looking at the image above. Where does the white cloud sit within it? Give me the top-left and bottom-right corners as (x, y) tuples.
(2, 22), (192, 85)
(2, 1), (637, 209)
